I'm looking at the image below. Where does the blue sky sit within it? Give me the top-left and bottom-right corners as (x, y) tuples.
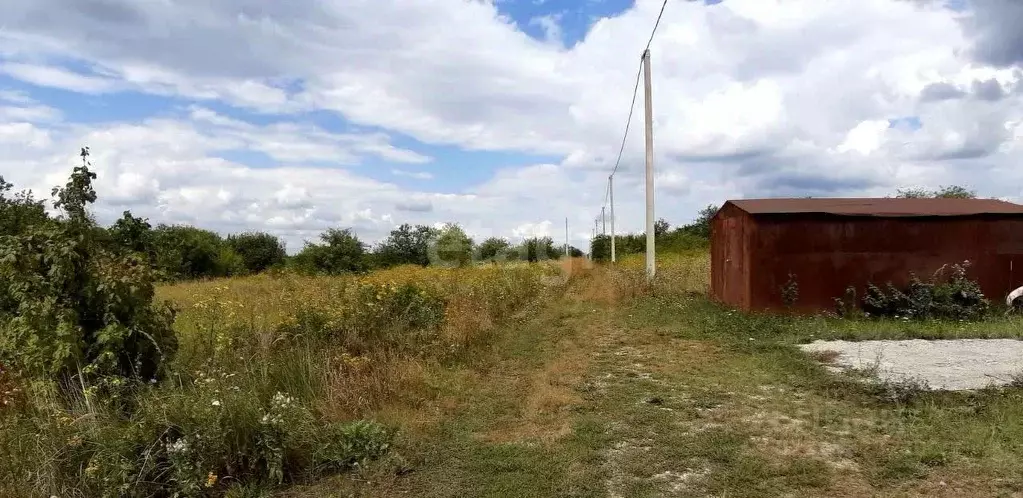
(0, 0), (629, 195)
(501, 0), (636, 46)
(1, 0), (1021, 250)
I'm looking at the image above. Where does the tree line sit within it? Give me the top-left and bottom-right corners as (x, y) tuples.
(589, 205), (716, 261)
(2, 170), (585, 283)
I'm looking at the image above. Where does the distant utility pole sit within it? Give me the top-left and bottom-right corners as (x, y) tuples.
(564, 217), (569, 257)
(601, 206), (606, 236)
(643, 48), (656, 281)
(609, 176), (616, 263)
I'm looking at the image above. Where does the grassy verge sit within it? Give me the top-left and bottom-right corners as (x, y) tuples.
(0, 261), (582, 497)
(303, 254), (1023, 497)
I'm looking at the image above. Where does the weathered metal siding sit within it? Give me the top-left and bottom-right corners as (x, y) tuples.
(746, 215), (1023, 312)
(711, 204), (751, 309)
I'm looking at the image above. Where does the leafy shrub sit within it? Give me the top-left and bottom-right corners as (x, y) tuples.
(521, 236), (559, 262)
(781, 273), (799, 308)
(0, 386), (392, 497)
(860, 261), (989, 320)
(0, 150), (177, 387)
(152, 225), (229, 280)
(227, 232), (287, 274)
(217, 246), (247, 277)
(374, 224), (437, 268)
(290, 228), (369, 275)
(833, 286), (859, 317)
(476, 237), (511, 262)
(0, 176), (49, 237)
(108, 211), (154, 259)
(430, 224), (474, 267)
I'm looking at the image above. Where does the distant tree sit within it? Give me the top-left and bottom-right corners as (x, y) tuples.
(109, 211), (153, 257)
(590, 234), (612, 262)
(523, 236), (558, 262)
(0, 148), (177, 385)
(375, 223), (437, 267)
(151, 225), (226, 279)
(568, 246), (585, 258)
(217, 246), (247, 276)
(431, 224), (474, 267)
(896, 185), (977, 199)
(476, 237), (511, 261)
(227, 231), (287, 273)
(654, 218), (670, 237)
(292, 228), (368, 275)
(681, 204), (718, 238)
(0, 175), (49, 236)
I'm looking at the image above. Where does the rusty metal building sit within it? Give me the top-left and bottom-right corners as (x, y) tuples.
(711, 198), (1023, 312)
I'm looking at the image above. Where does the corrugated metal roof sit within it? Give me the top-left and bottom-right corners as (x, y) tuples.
(726, 198), (1023, 217)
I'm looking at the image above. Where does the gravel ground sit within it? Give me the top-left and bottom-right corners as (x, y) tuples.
(800, 339), (1023, 391)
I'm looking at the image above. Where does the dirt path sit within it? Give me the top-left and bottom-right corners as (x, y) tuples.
(283, 271), (1023, 498)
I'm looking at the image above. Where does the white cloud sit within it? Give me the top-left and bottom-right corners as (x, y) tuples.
(3, 0), (1023, 251)
(0, 62), (118, 93)
(529, 14), (564, 45)
(391, 169), (434, 180)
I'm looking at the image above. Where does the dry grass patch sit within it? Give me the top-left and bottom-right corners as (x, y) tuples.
(809, 349), (842, 364)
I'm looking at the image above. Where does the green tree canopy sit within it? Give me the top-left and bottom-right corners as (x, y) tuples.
(375, 223), (437, 267)
(227, 231), (287, 273)
(522, 236), (559, 262)
(109, 210), (154, 257)
(896, 185), (977, 199)
(476, 237), (511, 261)
(292, 228), (369, 275)
(152, 225), (224, 279)
(432, 224), (474, 267)
(0, 175), (49, 237)
(0, 148), (177, 385)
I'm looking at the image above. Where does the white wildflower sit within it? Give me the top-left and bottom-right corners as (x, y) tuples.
(166, 438), (190, 455)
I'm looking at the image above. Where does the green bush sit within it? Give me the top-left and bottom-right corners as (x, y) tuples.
(0, 150), (177, 387)
(0, 385), (392, 497)
(290, 228), (369, 275)
(0, 176), (49, 237)
(374, 224), (437, 268)
(431, 224), (474, 267)
(476, 237), (510, 262)
(227, 232), (287, 274)
(860, 261), (990, 320)
(152, 225), (233, 280)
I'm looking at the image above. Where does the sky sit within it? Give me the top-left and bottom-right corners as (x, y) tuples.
(2, 0), (1023, 252)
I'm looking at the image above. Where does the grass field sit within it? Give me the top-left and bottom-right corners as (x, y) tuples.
(8, 252), (1023, 496)
(0, 260), (583, 497)
(282, 252), (1023, 498)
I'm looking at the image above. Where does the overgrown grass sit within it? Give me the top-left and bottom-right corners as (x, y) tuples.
(0, 260), (583, 497)
(608, 254), (1023, 495)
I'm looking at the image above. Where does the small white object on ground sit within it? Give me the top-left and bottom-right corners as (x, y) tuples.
(1008, 285), (1023, 307)
(800, 339), (1023, 391)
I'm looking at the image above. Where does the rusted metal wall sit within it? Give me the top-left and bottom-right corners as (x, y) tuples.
(711, 203), (751, 309)
(746, 215), (1023, 312)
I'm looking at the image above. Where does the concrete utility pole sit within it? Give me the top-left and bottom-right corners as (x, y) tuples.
(609, 176), (616, 263)
(601, 206), (606, 236)
(643, 48), (656, 281)
(564, 217), (569, 257)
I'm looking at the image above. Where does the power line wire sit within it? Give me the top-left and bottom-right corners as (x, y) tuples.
(597, 0), (671, 229)
(645, 0), (670, 53)
(605, 0), (670, 186)
(608, 64), (642, 181)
